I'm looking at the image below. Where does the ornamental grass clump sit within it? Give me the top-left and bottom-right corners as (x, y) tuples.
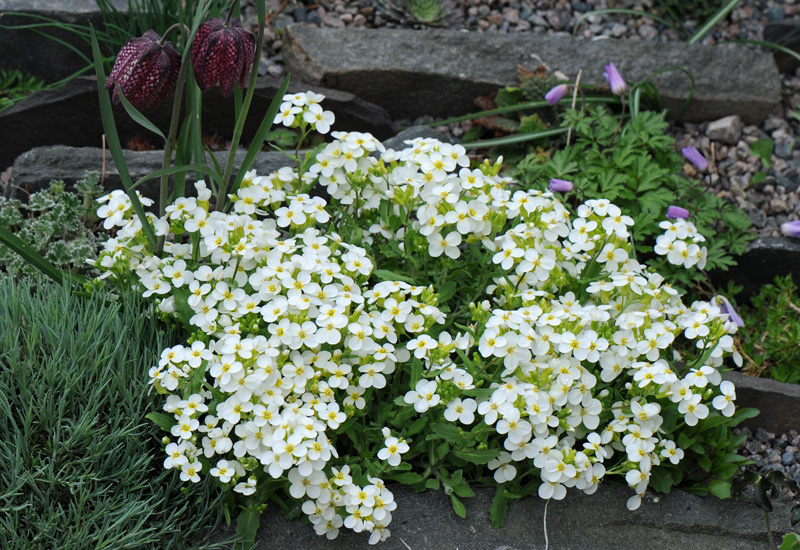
(93, 91), (755, 545)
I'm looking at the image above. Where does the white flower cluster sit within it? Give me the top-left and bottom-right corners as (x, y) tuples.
(94, 91), (741, 543)
(653, 218), (708, 269)
(273, 91), (336, 134)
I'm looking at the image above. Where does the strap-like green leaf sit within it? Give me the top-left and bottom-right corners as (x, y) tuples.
(90, 25), (159, 253)
(229, 74), (292, 201)
(115, 84), (166, 140)
(0, 226), (88, 286)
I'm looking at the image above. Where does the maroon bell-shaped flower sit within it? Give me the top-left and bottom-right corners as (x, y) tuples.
(105, 30), (181, 110)
(191, 17), (256, 97)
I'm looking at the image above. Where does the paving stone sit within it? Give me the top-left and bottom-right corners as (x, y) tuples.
(725, 371), (800, 435)
(282, 25), (780, 125)
(0, 75), (393, 169)
(8, 145), (291, 203)
(202, 483), (793, 550)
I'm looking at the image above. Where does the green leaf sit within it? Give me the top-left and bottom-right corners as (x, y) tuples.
(490, 485), (509, 528)
(453, 448), (499, 465)
(388, 472), (424, 484)
(450, 494), (466, 519)
(780, 533), (800, 550)
(373, 269), (415, 284)
(145, 412), (175, 433)
(426, 478), (440, 490)
(90, 25), (157, 253)
(114, 84), (166, 139)
(0, 225), (76, 286)
(428, 423), (462, 443)
(749, 171), (767, 187)
(234, 507), (262, 550)
(230, 74), (291, 200)
(708, 480), (732, 499)
(437, 280), (457, 303)
(750, 138), (774, 169)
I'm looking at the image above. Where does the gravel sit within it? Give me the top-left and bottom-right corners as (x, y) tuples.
(237, 0), (800, 494)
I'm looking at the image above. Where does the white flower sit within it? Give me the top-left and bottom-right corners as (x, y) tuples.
(712, 380), (736, 417)
(403, 379), (440, 413)
(444, 398), (478, 425)
(488, 451), (517, 483)
(377, 435), (409, 466)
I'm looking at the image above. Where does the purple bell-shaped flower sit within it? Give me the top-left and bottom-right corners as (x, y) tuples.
(105, 30), (181, 110)
(191, 17), (256, 97)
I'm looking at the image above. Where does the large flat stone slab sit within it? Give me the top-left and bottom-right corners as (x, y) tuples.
(0, 0), (128, 82)
(8, 146), (292, 202)
(204, 483), (792, 549)
(0, 75), (393, 169)
(725, 371), (800, 434)
(282, 25), (780, 125)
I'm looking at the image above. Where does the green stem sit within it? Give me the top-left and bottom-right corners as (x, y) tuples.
(218, 7), (267, 212)
(157, 28), (192, 255)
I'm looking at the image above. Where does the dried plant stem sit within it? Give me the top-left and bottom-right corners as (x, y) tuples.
(566, 69), (582, 146)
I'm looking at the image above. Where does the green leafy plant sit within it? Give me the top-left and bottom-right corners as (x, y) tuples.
(0, 175), (106, 278)
(513, 104), (753, 295)
(378, 0), (464, 27)
(736, 275), (800, 383)
(93, 89), (755, 545)
(0, 277), (233, 548)
(0, 68), (45, 111)
(733, 466), (800, 550)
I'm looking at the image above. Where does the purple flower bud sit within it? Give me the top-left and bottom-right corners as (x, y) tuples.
(781, 220), (800, 238)
(549, 178), (574, 193)
(603, 62), (628, 96)
(666, 205), (690, 220)
(192, 18), (256, 97)
(715, 295), (744, 328)
(545, 84), (569, 106)
(682, 146), (708, 171)
(105, 30), (181, 110)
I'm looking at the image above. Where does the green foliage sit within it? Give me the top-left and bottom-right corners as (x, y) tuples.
(513, 105), (753, 294)
(653, 0), (728, 25)
(737, 275), (800, 383)
(750, 138), (774, 170)
(0, 69), (45, 111)
(378, 0), (464, 27)
(0, 176), (106, 278)
(0, 278), (230, 549)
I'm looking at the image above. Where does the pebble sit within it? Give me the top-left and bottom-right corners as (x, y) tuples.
(237, 0), (800, 236)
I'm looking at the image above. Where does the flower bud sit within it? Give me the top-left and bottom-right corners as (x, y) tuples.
(666, 205), (690, 220)
(682, 146), (708, 171)
(192, 17), (256, 97)
(549, 178), (574, 193)
(545, 84), (569, 106)
(105, 30), (181, 110)
(781, 220), (800, 238)
(603, 62), (627, 96)
(714, 295), (744, 328)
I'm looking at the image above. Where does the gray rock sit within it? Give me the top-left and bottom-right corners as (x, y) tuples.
(776, 173), (799, 193)
(721, 237), (800, 299)
(0, 75), (393, 169)
(707, 115), (744, 145)
(764, 20), (800, 73)
(382, 125), (453, 151)
(0, 0), (128, 83)
(726, 371), (800, 435)
(783, 451), (796, 465)
(9, 146), (293, 203)
(201, 483), (793, 549)
(281, 25), (780, 124)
